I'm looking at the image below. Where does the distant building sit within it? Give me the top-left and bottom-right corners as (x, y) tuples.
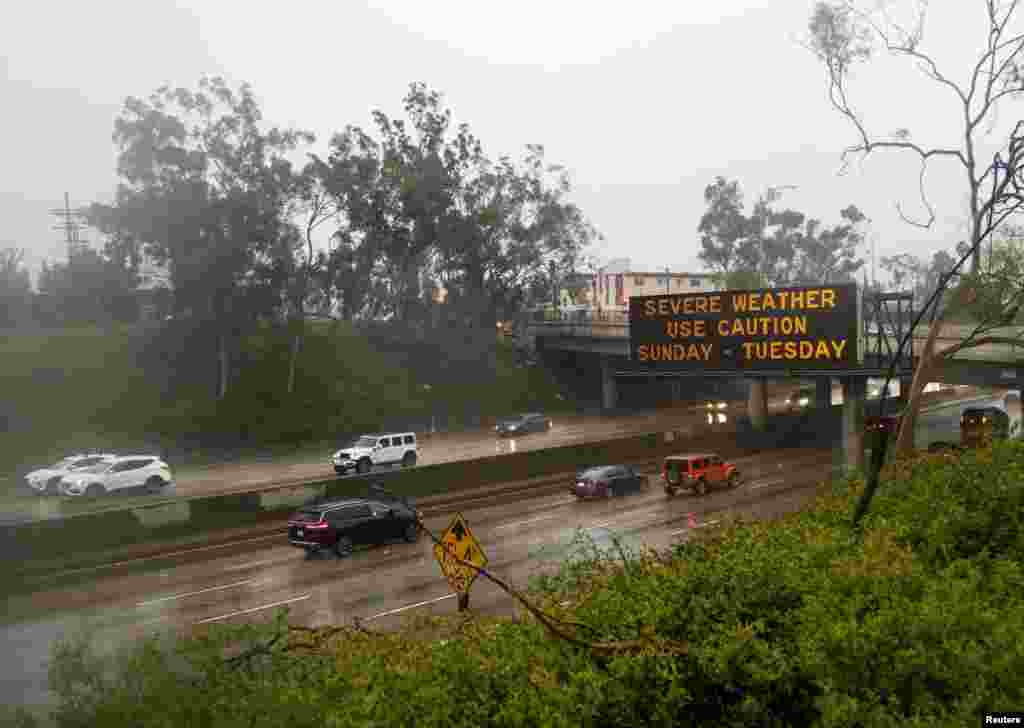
(590, 259), (717, 310)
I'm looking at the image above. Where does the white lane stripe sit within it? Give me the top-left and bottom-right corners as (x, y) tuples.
(587, 521), (614, 530)
(363, 593), (458, 622)
(749, 477), (787, 490)
(669, 519), (720, 536)
(495, 514), (558, 531)
(194, 593), (311, 625)
(137, 579), (256, 607)
(223, 558), (280, 573)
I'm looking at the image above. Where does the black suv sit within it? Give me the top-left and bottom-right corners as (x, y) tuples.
(288, 495), (421, 558)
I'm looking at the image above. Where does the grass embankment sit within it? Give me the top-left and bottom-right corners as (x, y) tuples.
(8, 441), (1022, 727)
(0, 322), (564, 490)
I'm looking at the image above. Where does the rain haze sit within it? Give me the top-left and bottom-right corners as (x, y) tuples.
(2, 0), (1015, 278)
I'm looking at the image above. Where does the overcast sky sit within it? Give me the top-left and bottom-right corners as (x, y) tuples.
(2, 0), (1020, 285)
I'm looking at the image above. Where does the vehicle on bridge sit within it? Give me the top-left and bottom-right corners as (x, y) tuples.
(570, 465), (648, 498)
(662, 453), (740, 497)
(495, 413), (552, 437)
(287, 496), (421, 558)
(331, 432), (418, 475)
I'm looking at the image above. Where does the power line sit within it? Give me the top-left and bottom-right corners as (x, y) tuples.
(48, 192), (90, 262)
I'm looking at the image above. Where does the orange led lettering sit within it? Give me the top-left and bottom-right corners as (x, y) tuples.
(806, 290), (819, 308)
(770, 341), (783, 359)
(784, 342), (798, 359)
(762, 292), (776, 309)
(814, 340), (830, 358)
(718, 319), (729, 336)
(791, 291), (804, 308)
(821, 288), (836, 309)
(732, 294), (749, 312)
(644, 300), (657, 316)
(799, 341), (814, 359)
(748, 293), (761, 312)
(693, 297), (708, 313)
(831, 339), (847, 359)
(709, 295), (722, 313)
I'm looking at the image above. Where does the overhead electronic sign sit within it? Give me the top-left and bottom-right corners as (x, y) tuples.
(628, 283), (859, 371)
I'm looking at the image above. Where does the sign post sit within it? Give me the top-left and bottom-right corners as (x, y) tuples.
(432, 512), (488, 612)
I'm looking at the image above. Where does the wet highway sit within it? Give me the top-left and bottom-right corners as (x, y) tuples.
(1, 445), (838, 709)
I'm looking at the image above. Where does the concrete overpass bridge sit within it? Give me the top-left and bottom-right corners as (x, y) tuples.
(522, 308), (1023, 470)
(526, 310), (1023, 404)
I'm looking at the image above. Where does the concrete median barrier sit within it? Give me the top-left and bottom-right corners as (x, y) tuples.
(0, 424), (823, 578)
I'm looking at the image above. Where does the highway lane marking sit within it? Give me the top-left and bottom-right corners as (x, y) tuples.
(749, 477), (787, 490)
(137, 579), (257, 607)
(362, 593), (458, 622)
(223, 558), (280, 573)
(194, 593), (311, 625)
(495, 514), (559, 531)
(587, 521), (615, 530)
(669, 519), (720, 536)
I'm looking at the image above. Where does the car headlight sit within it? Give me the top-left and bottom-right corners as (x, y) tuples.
(798, 397), (809, 406)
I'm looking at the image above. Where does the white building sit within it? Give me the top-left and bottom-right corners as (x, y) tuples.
(590, 258), (717, 310)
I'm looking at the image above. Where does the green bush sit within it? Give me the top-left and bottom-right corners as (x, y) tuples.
(24, 441), (1024, 727)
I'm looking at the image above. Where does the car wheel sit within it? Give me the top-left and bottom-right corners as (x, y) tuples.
(85, 484), (106, 498)
(403, 522), (419, 543)
(694, 478), (708, 497)
(145, 476), (165, 494)
(45, 477), (62, 496)
(334, 536), (354, 558)
(402, 452), (417, 468)
(334, 466), (346, 476)
(728, 472), (740, 489)
(664, 486), (677, 497)
(356, 459), (372, 474)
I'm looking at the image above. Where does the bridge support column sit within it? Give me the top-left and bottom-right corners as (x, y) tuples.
(816, 377), (832, 409)
(748, 379), (767, 430)
(841, 376), (867, 474)
(669, 379), (682, 405)
(600, 356), (618, 411)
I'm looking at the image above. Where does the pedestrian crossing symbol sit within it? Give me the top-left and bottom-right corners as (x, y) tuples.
(433, 512), (488, 594)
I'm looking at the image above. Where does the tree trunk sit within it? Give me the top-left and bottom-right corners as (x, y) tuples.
(894, 317), (942, 457)
(217, 333), (229, 401)
(286, 329), (301, 396)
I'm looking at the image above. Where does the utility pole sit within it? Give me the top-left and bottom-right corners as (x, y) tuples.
(49, 192), (89, 262)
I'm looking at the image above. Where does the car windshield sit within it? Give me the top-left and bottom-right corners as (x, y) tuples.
(579, 467), (612, 479)
(78, 462), (113, 474)
(353, 437), (378, 448)
(295, 509), (323, 521)
(50, 458), (76, 469)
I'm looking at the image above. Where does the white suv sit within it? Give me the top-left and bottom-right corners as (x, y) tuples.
(59, 455), (175, 497)
(24, 454), (118, 496)
(332, 433), (418, 475)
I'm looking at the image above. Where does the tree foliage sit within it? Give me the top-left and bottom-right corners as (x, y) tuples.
(0, 247), (33, 328)
(697, 177), (866, 287)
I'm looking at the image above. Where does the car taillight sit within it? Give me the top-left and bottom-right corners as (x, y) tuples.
(298, 522), (328, 529)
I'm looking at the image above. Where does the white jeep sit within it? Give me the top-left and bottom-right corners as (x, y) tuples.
(332, 432), (418, 475)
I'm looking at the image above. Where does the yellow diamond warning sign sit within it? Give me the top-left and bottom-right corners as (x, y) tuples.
(433, 512), (488, 594)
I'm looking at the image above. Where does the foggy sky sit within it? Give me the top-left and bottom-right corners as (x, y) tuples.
(2, 0), (1020, 284)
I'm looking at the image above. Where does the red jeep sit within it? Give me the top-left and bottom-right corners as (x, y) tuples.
(662, 453), (740, 497)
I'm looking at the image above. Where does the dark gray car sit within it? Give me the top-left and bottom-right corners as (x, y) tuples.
(496, 412), (552, 437)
